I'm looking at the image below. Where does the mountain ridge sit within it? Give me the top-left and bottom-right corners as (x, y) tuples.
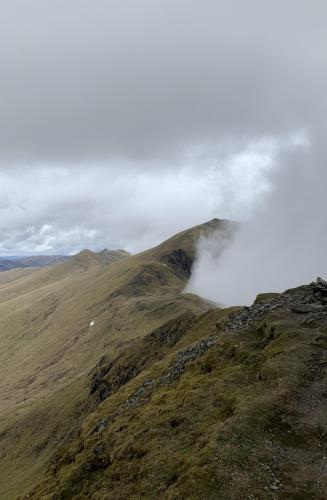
(1, 218), (325, 499)
(30, 277), (327, 499)
(0, 218), (225, 499)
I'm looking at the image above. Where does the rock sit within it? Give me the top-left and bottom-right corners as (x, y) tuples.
(312, 277), (327, 298)
(92, 418), (109, 434)
(290, 303), (325, 314)
(148, 313), (195, 347)
(225, 280), (327, 331)
(162, 248), (193, 279)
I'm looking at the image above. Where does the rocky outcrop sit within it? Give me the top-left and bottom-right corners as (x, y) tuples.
(225, 277), (327, 331)
(147, 312), (195, 346)
(161, 248), (193, 279)
(89, 356), (139, 404)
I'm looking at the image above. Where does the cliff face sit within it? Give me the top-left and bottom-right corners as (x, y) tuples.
(30, 278), (327, 499)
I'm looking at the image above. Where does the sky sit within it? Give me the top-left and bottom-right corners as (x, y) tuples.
(0, 0), (326, 301)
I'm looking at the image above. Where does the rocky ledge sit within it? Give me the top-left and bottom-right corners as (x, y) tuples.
(225, 277), (327, 331)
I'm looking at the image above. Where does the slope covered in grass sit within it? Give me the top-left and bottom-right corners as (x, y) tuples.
(31, 279), (327, 499)
(0, 219), (225, 499)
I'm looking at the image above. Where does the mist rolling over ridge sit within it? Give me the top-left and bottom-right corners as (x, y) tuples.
(187, 137), (327, 305)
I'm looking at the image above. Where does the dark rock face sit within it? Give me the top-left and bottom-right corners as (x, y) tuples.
(90, 356), (112, 395)
(90, 357), (140, 405)
(148, 313), (195, 347)
(162, 248), (193, 280)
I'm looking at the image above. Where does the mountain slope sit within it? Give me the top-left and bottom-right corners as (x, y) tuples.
(30, 278), (327, 499)
(0, 219), (225, 499)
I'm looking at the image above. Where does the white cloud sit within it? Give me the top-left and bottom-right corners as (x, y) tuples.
(0, 140), (280, 255)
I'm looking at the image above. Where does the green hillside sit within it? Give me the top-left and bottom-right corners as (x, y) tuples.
(30, 278), (327, 500)
(1, 218), (326, 499)
(0, 219), (224, 499)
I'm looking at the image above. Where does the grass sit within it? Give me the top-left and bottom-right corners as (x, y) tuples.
(0, 220), (221, 499)
(30, 302), (327, 499)
(2, 218), (325, 499)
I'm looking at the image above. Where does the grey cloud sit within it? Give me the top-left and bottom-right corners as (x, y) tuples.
(0, 1), (326, 261)
(0, 149), (275, 255)
(0, 0), (326, 163)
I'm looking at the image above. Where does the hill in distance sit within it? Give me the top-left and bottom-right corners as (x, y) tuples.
(0, 218), (326, 499)
(0, 250), (130, 273)
(0, 254), (71, 272)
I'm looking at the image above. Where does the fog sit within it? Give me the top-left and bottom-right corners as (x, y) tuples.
(187, 133), (327, 305)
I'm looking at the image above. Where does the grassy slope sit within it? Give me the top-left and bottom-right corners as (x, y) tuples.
(0, 219), (223, 499)
(30, 283), (327, 500)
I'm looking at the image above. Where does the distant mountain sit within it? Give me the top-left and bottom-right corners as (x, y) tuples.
(61, 248), (130, 272)
(0, 254), (69, 271)
(0, 250), (131, 272)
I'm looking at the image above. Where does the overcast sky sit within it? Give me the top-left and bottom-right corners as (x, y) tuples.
(0, 1), (326, 256)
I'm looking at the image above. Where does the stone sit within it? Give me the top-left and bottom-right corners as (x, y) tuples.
(290, 304), (324, 314)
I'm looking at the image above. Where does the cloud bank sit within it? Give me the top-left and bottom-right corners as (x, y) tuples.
(0, 0), (325, 163)
(187, 133), (327, 305)
(0, 145), (275, 254)
(0, 1), (326, 262)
